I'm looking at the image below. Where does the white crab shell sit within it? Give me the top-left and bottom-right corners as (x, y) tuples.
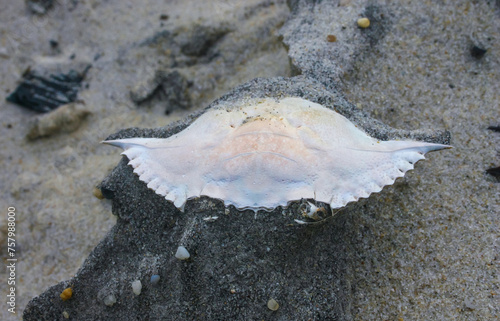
(104, 97), (450, 211)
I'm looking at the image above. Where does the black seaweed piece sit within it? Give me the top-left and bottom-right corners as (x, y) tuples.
(6, 66), (90, 113)
(487, 126), (500, 132)
(486, 167), (500, 179)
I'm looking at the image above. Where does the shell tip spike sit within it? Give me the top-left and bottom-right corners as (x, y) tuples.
(175, 199), (187, 213)
(422, 143), (453, 154)
(102, 139), (127, 149)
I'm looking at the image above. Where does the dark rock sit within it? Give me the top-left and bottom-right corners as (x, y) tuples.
(470, 45), (487, 59)
(49, 39), (59, 48)
(23, 76), (450, 321)
(487, 126), (500, 132)
(179, 25), (230, 57)
(130, 70), (191, 114)
(6, 65), (90, 113)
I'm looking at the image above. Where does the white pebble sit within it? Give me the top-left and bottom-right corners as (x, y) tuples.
(175, 246), (190, 260)
(267, 298), (279, 311)
(103, 294), (116, 306)
(0, 47), (9, 59)
(131, 280), (142, 295)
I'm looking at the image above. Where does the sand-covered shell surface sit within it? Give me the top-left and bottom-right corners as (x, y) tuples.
(104, 97), (450, 211)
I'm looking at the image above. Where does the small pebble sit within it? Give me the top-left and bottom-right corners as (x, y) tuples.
(326, 35), (337, 42)
(62, 311), (69, 319)
(60, 287), (72, 301)
(0, 47), (9, 59)
(150, 274), (160, 285)
(132, 280), (142, 295)
(267, 298), (279, 311)
(103, 293), (116, 306)
(357, 17), (370, 28)
(470, 45), (487, 59)
(93, 186), (104, 199)
(175, 246), (190, 260)
(464, 298), (477, 311)
(26, 103), (91, 139)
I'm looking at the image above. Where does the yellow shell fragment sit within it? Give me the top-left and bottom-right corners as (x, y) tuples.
(357, 17), (370, 28)
(60, 287), (73, 301)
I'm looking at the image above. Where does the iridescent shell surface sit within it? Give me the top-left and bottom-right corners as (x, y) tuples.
(104, 97), (450, 211)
